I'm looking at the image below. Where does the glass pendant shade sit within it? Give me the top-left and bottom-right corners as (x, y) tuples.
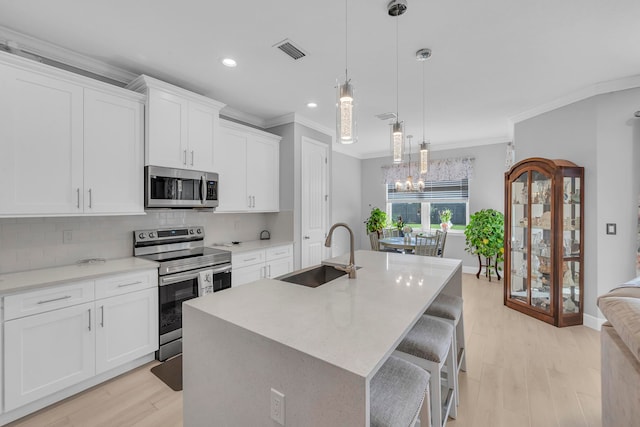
(392, 121), (404, 163)
(419, 141), (429, 173)
(337, 80), (356, 144)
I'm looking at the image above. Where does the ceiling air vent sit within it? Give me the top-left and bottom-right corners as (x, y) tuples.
(273, 39), (307, 60)
(376, 112), (397, 121)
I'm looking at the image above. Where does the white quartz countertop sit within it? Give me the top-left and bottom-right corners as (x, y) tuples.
(0, 257), (159, 295)
(209, 239), (293, 253)
(185, 250), (461, 379)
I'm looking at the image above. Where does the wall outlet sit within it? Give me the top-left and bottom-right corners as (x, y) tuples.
(270, 388), (285, 425)
(234, 220), (241, 230)
(63, 230), (73, 244)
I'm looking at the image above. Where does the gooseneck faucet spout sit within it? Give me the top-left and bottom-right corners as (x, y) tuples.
(324, 222), (356, 279)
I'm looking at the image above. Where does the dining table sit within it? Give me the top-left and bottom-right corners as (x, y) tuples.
(379, 234), (437, 253)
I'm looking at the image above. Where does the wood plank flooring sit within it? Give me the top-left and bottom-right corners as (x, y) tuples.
(8, 273), (601, 427)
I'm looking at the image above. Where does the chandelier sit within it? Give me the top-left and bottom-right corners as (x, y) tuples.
(395, 135), (425, 192)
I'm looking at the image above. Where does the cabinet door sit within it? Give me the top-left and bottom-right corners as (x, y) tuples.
(232, 263), (265, 287)
(84, 89), (144, 214)
(215, 126), (248, 211)
(267, 257), (293, 279)
(247, 136), (279, 211)
(188, 101), (217, 172)
(147, 88), (188, 168)
(4, 302), (95, 411)
(95, 288), (158, 374)
(0, 64), (84, 215)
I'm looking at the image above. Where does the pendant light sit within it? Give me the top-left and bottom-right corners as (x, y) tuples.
(404, 135), (414, 191)
(337, 0), (356, 144)
(389, 0), (407, 163)
(416, 48), (431, 174)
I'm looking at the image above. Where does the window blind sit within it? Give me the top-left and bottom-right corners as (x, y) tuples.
(387, 179), (469, 201)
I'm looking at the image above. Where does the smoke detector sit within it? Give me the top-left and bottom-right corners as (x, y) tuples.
(387, 0), (408, 16)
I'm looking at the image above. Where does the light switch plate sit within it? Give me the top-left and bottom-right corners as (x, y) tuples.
(606, 223), (616, 235)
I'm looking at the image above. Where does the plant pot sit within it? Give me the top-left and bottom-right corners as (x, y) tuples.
(441, 222), (450, 231)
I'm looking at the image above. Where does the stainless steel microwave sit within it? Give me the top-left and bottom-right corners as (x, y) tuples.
(145, 166), (218, 209)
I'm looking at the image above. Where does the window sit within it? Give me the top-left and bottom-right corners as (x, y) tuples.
(387, 179), (469, 231)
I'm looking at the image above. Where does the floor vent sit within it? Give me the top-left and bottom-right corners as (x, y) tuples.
(273, 39), (306, 60)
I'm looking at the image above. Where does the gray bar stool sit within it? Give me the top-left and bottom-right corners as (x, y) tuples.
(394, 316), (457, 427)
(370, 355), (430, 427)
(425, 293), (466, 374)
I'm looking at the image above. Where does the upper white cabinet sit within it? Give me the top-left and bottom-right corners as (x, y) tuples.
(217, 119), (280, 212)
(127, 75), (225, 172)
(0, 51), (144, 217)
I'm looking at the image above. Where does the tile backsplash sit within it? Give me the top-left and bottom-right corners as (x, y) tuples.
(0, 211), (287, 274)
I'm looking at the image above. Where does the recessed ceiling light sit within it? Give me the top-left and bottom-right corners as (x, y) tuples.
(307, 102), (318, 108)
(222, 58), (237, 67)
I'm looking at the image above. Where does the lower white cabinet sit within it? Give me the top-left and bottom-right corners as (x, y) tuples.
(95, 288), (158, 374)
(2, 269), (158, 412)
(4, 302), (95, 411)
(232, 244), (293, 287)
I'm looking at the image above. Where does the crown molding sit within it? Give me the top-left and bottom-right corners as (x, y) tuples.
(0, 26), (137, 84)
(359, 136), (511, 160)
(220, 106), (266, 128)
(331, 144), (364, 159)
(265, 113), (335, 137)
(509, 74), (640, 125)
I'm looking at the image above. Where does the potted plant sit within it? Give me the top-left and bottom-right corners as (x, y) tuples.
(394, 215), (405, 236)
(464, 209), (505, 280)
(365, 206), (387, 237)
(439, 209), (453, 231)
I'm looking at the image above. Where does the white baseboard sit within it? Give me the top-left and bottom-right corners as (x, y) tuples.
(583, 313), (606, 331)
(462, 266), (478, 275)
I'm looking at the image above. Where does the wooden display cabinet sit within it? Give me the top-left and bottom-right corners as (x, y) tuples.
(504, 158), (584, 327)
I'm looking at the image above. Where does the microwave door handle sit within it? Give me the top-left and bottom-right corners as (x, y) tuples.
(200, 176), (206, 205)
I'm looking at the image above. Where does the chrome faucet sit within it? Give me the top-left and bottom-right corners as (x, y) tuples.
(324, 222), (357, 279)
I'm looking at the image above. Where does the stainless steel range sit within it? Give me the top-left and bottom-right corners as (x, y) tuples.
(134, 225), (231, 361)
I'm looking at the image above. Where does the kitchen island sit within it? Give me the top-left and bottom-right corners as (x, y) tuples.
(183, 250), (462, 426)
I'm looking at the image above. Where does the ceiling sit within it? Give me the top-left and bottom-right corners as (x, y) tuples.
(1, 0), (640, 158)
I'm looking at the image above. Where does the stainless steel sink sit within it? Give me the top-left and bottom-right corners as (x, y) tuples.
(277, 264), (358, 288)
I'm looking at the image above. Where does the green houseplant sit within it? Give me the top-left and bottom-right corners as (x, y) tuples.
(464, 209), (505, 280)
(439, 209), (452, 230)
(365, 207), (387, 237)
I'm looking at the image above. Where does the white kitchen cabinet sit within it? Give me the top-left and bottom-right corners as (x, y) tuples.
(127, 75), (224, 172)
(95, 287), (158, 374)
(217, 120), (280, 212)
(4, 302), (95, 411)
(232, 244), (293, 286)
(2, 268), (158, 412)
(0, 51), (145, 217)
(83, 88), (143, 214)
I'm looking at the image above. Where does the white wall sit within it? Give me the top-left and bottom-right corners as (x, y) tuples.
(0, 212), (270, 274)
(330, 152), (362, 258)
(514, 87), (640, 320)
(360, 142), (509, 271)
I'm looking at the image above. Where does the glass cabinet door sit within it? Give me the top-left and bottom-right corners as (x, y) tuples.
(509, 172), (528, 303)
(562, 176), (581, 314)
(530, 170), (552, 313)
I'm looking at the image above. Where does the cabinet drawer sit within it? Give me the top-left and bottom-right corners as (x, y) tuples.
(232, 250), (265, 269)
(266, 245), (292, 261)
(94, 269), (157, 300)
(4, 281), (95, 321)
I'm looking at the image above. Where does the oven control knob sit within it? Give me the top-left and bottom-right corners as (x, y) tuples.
(196, 228), (202, 234)
(138, 233), (145, 239)
(149, 232), (155, 238)
(189, 229), (194, 235)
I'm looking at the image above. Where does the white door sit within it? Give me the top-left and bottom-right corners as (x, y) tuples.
(95, 288), (158, 374)
(146, 88), (188, 168)
(0, 64), (84, 215)
(301, 137), (328, 268)
(247, 136), (279, 211)
(84, 89), (144, 214)
(4, 302), (95, 411)
(187, 101), (217, 172)
(215, 126), (248, 211)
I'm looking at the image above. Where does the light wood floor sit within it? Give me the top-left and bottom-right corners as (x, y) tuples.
(8, 273), (601, 427)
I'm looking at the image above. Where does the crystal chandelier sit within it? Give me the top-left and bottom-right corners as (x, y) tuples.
(416, 48), (431, 174)
(389, 0), (406, 163)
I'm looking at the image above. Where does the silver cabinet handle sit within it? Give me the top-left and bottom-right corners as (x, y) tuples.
(100, 305), (104, 327)
(268, 264), (271, 278)
(76, 188), (80, 209)
(248, 196), (252, 208)
(244, 257), (257, 262)
(88, 308), (92, 331)
(191, 150), (194, 166)
(38, 295), (72, 305)
(183, 149), (187, 165)
(88, 188), (92, 208)
(304, 236), (310, 239)
(117, 280), (142, 288)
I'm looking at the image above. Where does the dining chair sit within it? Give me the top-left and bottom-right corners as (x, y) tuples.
(369, 232), (381, 251)
(415, 234), (440, 257)
(437, 230), (448, 258)
(383, 228), (400, 238)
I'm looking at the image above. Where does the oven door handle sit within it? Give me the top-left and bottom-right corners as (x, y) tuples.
(210, 264), (232, 274)
(160, 271), (200, 286)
